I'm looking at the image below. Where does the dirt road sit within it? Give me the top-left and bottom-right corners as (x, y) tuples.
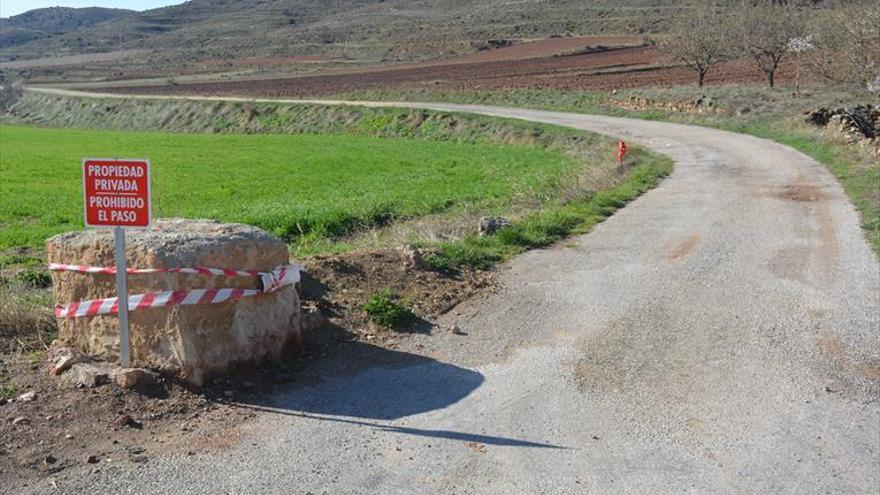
(20, 89), (880, 494)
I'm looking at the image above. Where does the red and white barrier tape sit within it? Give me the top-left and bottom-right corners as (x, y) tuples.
(49, 263), (262, 278)
(52, 264), (301, 319)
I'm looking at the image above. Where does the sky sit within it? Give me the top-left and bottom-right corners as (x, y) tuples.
(1, 1), (187, 18)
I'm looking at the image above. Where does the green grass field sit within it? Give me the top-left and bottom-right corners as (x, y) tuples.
(0, 124), (580, 249)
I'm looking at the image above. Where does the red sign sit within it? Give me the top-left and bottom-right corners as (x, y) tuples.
(82, 159), (151, 228)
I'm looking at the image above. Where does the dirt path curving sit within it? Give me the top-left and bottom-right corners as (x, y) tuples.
(16, 88), (880, 494)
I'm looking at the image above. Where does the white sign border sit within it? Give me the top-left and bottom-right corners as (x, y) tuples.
(82, 157), (152, 230)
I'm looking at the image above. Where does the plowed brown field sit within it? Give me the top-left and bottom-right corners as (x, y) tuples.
(102, 36), (794, 98)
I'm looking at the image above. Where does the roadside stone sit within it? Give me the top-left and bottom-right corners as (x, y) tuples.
(807, 105), (879, 140)
(401, 245), (442, 270)
(113, 414), (142, 429)
(12, 416), (29, 425)
(805, 107), (832, 127)
(450, 324), (466, 335)
(48, 346), (89, 376)
(61, 363), (109, 388)
(478, 217), (511, 236)
(113, 368), (157, 389)
(124, 446), (148, 462)
(693, 95), (715, 107)
(45, 455), (57, 464)
(47, 219), (302, 386)
(86, 455), (99, 464)
(15, 391), (36, 402)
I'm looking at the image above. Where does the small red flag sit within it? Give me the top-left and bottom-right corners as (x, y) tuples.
(616, 141), (628, 164)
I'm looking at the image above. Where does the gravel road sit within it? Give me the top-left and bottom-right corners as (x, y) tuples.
(19, 90), (880, 494)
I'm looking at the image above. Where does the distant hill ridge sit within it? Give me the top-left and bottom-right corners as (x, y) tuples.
(0, 7), (134, 50)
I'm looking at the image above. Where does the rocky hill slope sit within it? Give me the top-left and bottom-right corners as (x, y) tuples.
(0, 7), (134, 50)
(0, 0), (679, 64)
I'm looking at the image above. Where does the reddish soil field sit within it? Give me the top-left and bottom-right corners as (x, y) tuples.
(102, 40), (795, 98)
(439, 35), (645, 65)
(196, 35), (644, 70)
(201, 55), (339, 67)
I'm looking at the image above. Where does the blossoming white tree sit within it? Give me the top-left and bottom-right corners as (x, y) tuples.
(733, 0), (808, 88)
(787, 35), (815, 96)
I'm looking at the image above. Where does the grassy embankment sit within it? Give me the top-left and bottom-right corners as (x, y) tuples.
(338, 86), (880, 254)
(1, 93), (672, 270)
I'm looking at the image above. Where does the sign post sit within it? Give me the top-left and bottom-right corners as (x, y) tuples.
(113, 226), (131, 367)
(82, 158), (151, 368)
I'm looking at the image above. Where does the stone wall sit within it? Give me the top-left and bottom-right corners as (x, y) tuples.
(46, 219), (301, 386)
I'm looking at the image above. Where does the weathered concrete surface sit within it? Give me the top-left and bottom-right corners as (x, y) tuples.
(47, 219), (301, 385)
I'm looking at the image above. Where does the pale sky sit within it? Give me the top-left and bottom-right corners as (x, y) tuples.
(1, 1), (188, 18)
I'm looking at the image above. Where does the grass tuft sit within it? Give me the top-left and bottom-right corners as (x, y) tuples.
(14, 269), (52, 288)
(362, 289), (416, 328)
(422, 252), (458, 274)
(0, 369), (19, 401)
(0, 280), (57, 354)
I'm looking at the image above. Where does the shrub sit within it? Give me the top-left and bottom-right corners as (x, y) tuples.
(422, 253), (457, 274)
(0, 369), (19, 401)
(0, 255), (42, 269)
(362, 289), (416, 328)
(15, 269), (52, 288)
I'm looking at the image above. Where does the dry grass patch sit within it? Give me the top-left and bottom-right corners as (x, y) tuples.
(0, 281), (56, 355)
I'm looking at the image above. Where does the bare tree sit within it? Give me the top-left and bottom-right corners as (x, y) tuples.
(662, 3), (728, 87)
(733, 0), (809, 88)
(809, 0), (880, 94)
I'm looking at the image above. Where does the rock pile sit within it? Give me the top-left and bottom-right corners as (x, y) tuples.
(478, 217), (511, 236)
(613, 95), (728, 115)
(805, 105), (880, 153)
(47, 344), (158, 389)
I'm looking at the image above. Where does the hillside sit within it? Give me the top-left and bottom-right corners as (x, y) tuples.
(0, 0), (680, 67)
(0, 7), (134, 50)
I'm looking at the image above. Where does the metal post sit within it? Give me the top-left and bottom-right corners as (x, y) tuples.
(114, 226), (131, 368)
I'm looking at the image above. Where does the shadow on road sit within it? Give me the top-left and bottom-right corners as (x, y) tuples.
(231, 403), (566, 449)
(272, 354), (483, 419)
(226, 323), (565, 449)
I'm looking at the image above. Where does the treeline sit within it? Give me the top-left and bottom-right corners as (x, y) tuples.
(660, 0), (879, 94)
